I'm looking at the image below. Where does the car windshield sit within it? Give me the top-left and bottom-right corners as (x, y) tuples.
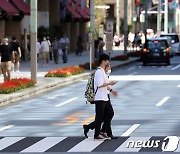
(161, 35), (179, 43)
(147, 40), (168, 49)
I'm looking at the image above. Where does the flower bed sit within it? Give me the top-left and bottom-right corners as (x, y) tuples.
(128, 51), (141, 57)
(111, 55), (129, 61)
(79, 61), (99, 70)
(0, 78), (35, 94)
(45, 66), (84, 77)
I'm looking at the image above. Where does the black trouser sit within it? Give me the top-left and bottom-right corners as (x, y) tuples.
(62, 49), (67, 63)
(53, 49), (59, 64)
(93, 99), (114, 137)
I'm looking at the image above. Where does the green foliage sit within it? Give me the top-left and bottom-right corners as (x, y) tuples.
(49, 24), (64, 39)
(38, 26), (49, 40)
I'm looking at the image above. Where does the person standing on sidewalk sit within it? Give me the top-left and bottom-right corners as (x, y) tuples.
(92, 54), (118, 140)
(11, 36), (21, 72)
(98, 37), (105, 56)
(0, 38), (15, 81)
(36, 40), (41, 65)
(59, 34), (69, 63)
(41, 37), (51, 66)
(76, 35), (83, 56)
(83, 63), (118, 139)
(47, 36), (53, 60)
(52, 37), (60, 64)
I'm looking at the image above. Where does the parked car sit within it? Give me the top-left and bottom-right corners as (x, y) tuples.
(142, 37), (171, 66)
(160, 33), (180, 55)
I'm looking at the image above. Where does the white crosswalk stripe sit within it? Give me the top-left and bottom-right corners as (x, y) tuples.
(0, 137), (25, 151)
(68, 137), (104, 152)
(21, 137), (66, 153)
(115, 137), (151, 152)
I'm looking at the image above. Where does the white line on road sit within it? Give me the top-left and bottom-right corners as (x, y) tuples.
(0, 125), (14, 132)
(55, 97), (78, 107)
(121, 124), (140, 137)
(128, 72), (137, 76)
(177, 84), (180, 88)
(109, 75), (180, 81)
(171, 64), (180, 71)
(156, 97), (170, 107)
(47, 93), (67, 99)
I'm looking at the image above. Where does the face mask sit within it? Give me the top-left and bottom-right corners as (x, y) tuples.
(107, 69), (111, 75)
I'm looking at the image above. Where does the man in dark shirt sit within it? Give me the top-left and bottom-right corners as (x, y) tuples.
(11, 36), (21, 72)
(0, 38), (15, 81)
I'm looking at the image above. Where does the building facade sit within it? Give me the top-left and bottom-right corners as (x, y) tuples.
(0, 0), (90, 53)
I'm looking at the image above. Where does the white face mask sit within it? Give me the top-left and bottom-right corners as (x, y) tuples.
(107, 69), (111, 75)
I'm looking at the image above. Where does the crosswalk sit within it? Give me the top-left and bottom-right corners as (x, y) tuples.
(0, 136), (179, 152)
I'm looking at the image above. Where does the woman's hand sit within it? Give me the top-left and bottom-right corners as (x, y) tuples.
(111, 90), (118, 97)
(109, 81), (118, 86)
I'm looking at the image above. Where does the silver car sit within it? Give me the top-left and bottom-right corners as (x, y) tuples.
(160, 33), (180, 55)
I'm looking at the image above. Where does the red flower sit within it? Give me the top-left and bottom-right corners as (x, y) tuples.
(0, 78), (35, 94)
(45, 66), (84, 77)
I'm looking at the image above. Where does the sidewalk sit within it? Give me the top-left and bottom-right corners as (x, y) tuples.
(0, 50), (140, 107)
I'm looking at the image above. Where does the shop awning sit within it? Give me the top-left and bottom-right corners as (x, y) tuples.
(0, 0), (19, 16)
(9, 0), (30, 15)
(76, 4), (89, 20)
(85, 6), (90, 16)
(66, 4), (81, 19)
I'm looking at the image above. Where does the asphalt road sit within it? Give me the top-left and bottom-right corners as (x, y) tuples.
(0, 56), (180, 153)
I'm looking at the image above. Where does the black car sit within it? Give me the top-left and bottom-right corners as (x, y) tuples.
(142, 38), (171, 66)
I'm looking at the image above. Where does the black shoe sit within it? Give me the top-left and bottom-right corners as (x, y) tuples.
(109, 135), (118, 139)
(83, 125), (89, 138)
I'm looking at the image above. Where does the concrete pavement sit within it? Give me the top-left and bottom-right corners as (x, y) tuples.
(0, 50), (140, 107)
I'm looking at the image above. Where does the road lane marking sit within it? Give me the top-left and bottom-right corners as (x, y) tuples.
(128, 66), (136, 71)
(68, 137), (104, 152)
(121, 124), (140, 137)
(177, 84), (180, 88)
(171, 64), (180, 70)
(115, 137), (151, 152)
(52, 113), (89, 126)
(81, 115), (95, 125)
(156, 97), (170, 107)
(21, 137), (66, 153)
(128, 72), (137, 76)
(0, 125), (14, 132)
(55, 97), (78, 107)
(109, 75), (180, 81)
(0, 137), (25, 151)
(47, 93), (67, 99)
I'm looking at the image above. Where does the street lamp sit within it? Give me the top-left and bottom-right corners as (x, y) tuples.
(30, 0), (37, 82)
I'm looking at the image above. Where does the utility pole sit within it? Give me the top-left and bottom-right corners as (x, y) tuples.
(124, 0), (128, 55)
(30, 0), (37, 82)
(144, 0), (149, 37)
(157, 0), (162, 36)
(164, 0), (168, 33)
(116, 0), (120, 36)
(90, 0), (95, 70)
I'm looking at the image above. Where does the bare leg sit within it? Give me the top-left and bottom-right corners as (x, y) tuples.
(7, 70), (11, 81)
(2, 69), (7, 81)
(11, 62), (14, 72)
(16, 61), (20, 72)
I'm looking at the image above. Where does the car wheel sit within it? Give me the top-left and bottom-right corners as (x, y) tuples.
(166, 60), (170, 65)
(143, 61), (146, 66)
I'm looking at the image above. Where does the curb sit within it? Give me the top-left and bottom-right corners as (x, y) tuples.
(0, 58), (140, 107)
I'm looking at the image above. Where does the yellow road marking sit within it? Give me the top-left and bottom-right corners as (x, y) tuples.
(81, 115), (95, 125)
(52, 113), (89, 126)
